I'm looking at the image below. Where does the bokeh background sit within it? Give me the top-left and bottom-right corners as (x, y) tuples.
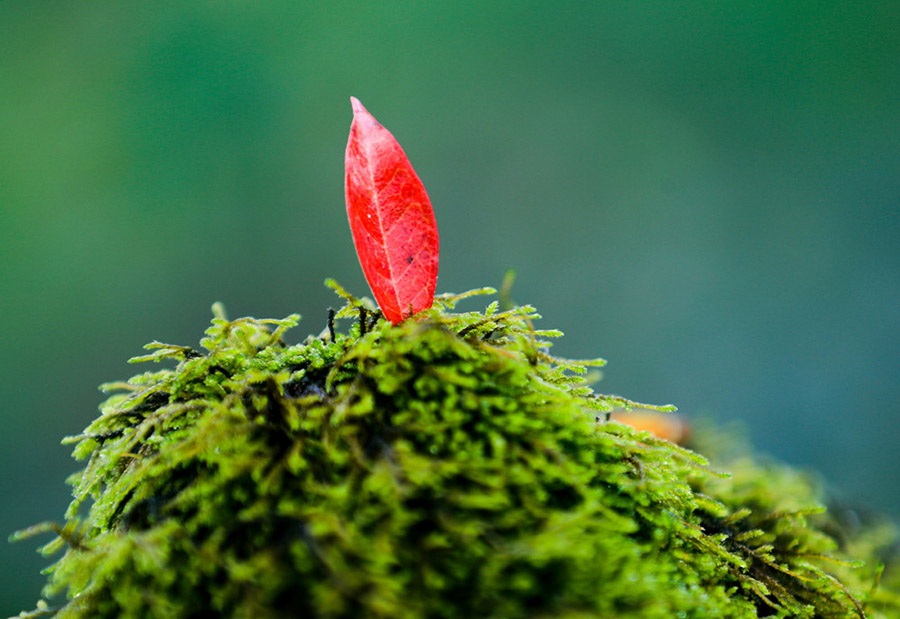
(2, 2), (898, 612)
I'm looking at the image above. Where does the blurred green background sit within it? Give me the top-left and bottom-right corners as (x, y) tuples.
(2, 2), (898, 612)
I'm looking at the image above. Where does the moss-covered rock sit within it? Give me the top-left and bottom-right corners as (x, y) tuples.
(15, 283), (900, 617)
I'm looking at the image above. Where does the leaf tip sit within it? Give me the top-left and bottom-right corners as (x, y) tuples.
(350, 96), (365, 115)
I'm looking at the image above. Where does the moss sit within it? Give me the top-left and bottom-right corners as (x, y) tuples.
(13, 282), (900, 618)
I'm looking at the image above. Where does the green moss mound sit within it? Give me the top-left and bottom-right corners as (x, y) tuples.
(15, 283), (900, 618)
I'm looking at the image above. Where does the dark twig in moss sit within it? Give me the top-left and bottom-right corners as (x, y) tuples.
(327, 308), (336, 342)
(357, 306), (368, 336)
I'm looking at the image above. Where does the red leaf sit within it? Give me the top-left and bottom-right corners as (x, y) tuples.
(344, 97), (439, 324)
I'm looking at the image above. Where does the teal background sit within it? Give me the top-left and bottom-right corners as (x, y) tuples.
(1, 3), (897, 612)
